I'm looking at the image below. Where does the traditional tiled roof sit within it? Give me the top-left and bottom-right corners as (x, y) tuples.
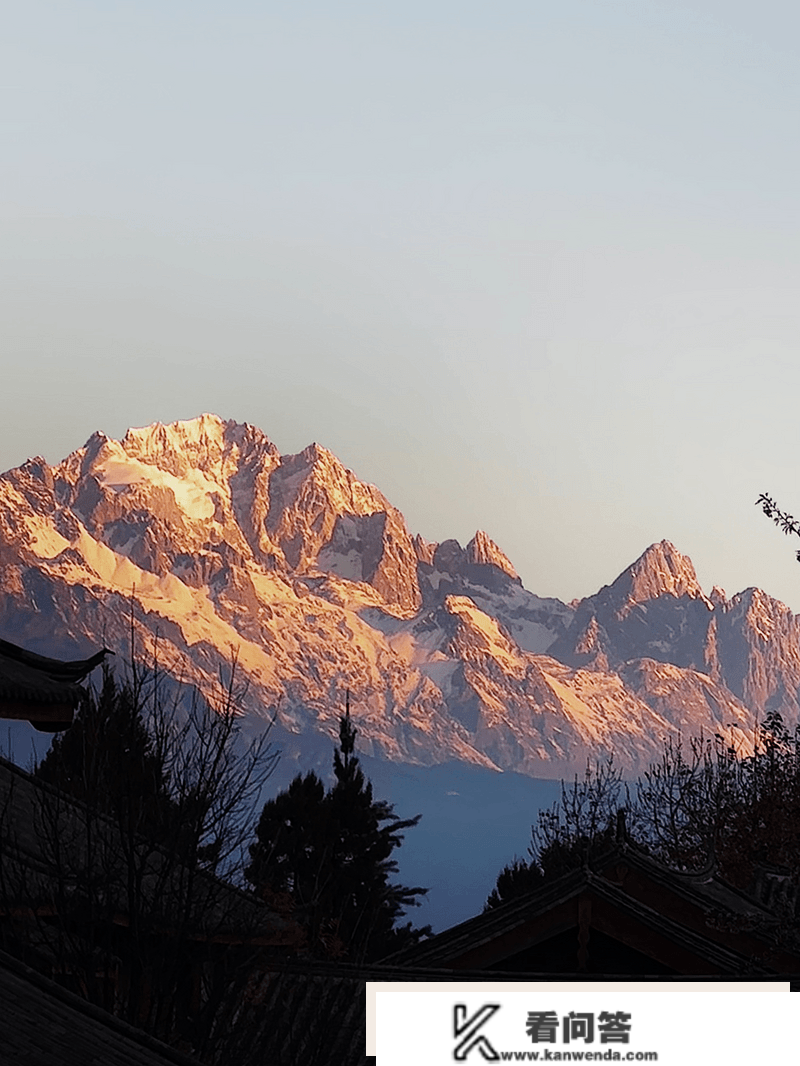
(219, 962), (367, 1066)
(0, 640), (110, 688)
(388, 841), (800, 976)
(0, 754), (372, 1063)
(0, 640), (110, 729)
(0, 649), (83, 707)
(0, 946), (201, 1066)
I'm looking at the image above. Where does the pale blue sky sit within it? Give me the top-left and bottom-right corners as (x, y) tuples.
(3, 1), (800, 608)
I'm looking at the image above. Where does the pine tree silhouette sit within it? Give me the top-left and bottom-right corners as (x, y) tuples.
(35, 665), (173, 839)
(247, 694), (430, 960)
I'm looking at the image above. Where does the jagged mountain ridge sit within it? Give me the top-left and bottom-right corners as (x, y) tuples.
(0, 415), (795, 776)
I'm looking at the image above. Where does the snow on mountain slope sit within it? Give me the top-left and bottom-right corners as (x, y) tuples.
(0, 415), (794, 776)
(550, 540), (800, 730)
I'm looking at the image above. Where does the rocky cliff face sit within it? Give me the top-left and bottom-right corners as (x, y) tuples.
(0, 416), (797, 776)
(549, 540), (800, 728)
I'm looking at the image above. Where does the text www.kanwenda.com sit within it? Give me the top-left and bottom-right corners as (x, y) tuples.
(498, 1052), (658, 1061)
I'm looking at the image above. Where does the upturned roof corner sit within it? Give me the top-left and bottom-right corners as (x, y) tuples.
(0, 639), (111, 731)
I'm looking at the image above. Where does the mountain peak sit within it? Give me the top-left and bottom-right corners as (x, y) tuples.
(465, 531), (519, 581)
(123, 413), (226, 448)
(607, 540), (710, 615)
(3, 414), (799, 780)
(120, 415), (228, 477)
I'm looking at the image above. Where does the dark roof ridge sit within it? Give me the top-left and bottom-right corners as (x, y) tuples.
(392, 860), (778, 973)
(0, 638), (111, 683)
(0, 944), (203, 1065)
(613, 834), (716, 879)
(390, 838), (793, 970)
(615, 844), (778, 919)
(384, 867), (592, 965)
(582, 870), (773, 973)
(583, 835), (771, 915)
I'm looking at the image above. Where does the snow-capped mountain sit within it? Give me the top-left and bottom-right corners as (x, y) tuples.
(0, 415), (794, 776)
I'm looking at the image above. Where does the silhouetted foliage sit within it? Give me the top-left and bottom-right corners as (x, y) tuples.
(10, 647), (282, 1061)
(486, 717), (800, 935)
(485, 759), (624, 910)
(757, 492), (800, 561)
(247, 704), (430, 961)
(35, 665), (175, 842)
(485, 857), (544, 909)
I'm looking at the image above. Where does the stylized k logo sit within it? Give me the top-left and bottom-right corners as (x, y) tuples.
(453, 1003), (500, 1061)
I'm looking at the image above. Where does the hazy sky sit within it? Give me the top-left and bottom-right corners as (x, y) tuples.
(4, 1), (800, 608)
